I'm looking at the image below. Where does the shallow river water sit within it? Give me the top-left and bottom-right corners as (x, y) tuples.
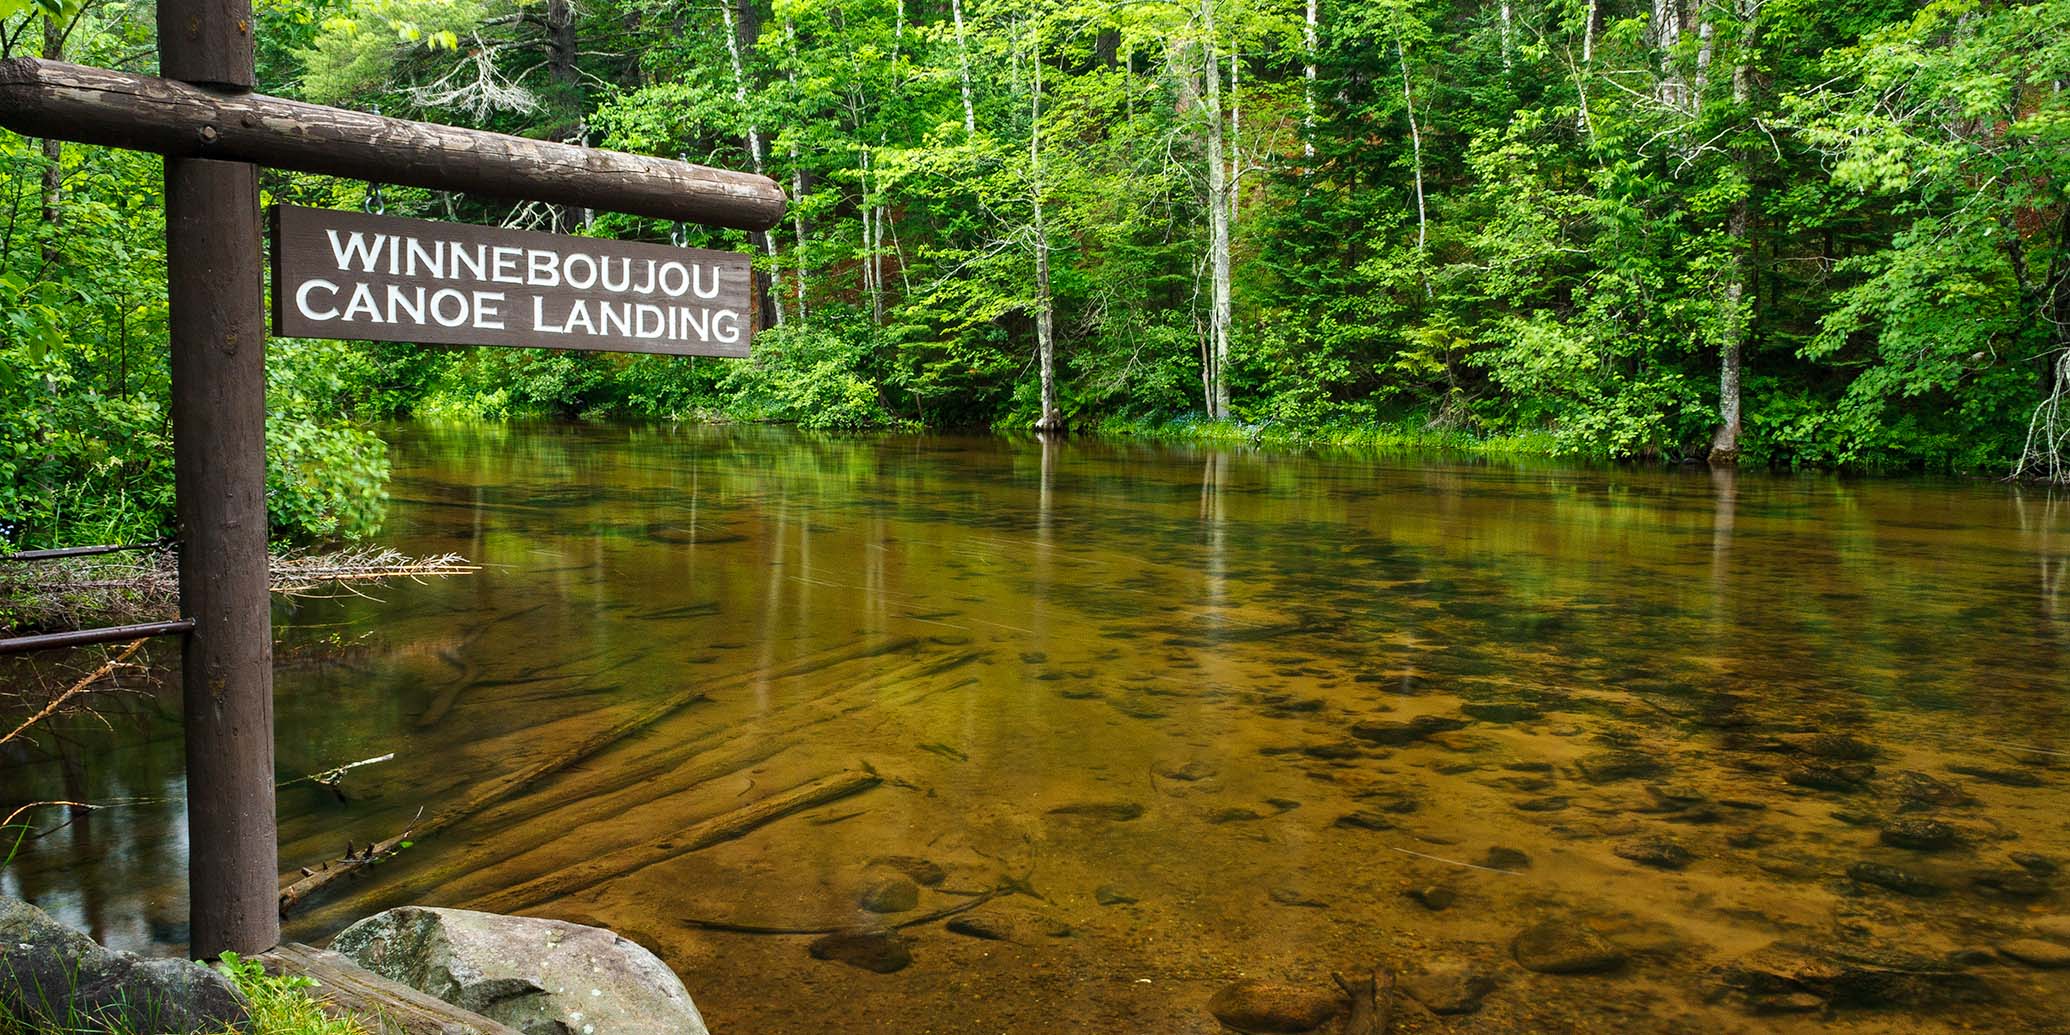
(7, 423), (2070, 1033)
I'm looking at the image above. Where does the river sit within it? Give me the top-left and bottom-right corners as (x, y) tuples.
(5, 422), (2068, 1032)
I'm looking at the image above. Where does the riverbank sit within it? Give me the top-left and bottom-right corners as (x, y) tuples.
(1087, 415), (1564, 460)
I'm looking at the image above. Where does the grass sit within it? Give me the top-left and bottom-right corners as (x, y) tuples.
(0, 952), (372, 1035)
(1089, 414), (1565, 458)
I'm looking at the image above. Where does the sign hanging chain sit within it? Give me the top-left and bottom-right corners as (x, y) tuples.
(671, 153), (690, 247)
(362, 103), (386, 215)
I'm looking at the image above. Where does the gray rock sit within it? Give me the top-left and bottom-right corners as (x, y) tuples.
(330, 905), (707, 1035)
(0, 894), (249, 1035)
(858, 876), (920, 914)
(1206, 979), (1341, 1033)
(808, 929), (911, 973)
(1400, 962), (1495, 1015)
(1512, 920), (1626, 974)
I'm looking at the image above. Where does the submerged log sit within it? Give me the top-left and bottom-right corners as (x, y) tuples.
(471, 768), (882, 915)
(1333, 969), (1395, 1035)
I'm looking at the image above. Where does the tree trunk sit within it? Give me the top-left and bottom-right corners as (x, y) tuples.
(1654, 0), (1684, 108)
(785, 20), (809, 322)
(1710, 0), (1761, 465)
(1202, 0), (1231, 421)
(1228, 45), (1240, 224)
(1396, 29), (1429, 296)
(38, 15), (61, 268)
(722, 0), (782, 327)
(1031, 21), (1061, 432)
(1500, 1), (1513, 71)
(1303, 0), (1318, 162)
(951, 0), (977, 135)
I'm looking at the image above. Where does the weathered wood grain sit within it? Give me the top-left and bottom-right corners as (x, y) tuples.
(0, 59), (785, 230)
(258, 943), (525, 1035)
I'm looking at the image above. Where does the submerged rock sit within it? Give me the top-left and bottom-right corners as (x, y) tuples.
(0, 894), (249, 1035)
(1046, 801), (1145, 821)
(1847, 861), (1944, 897)
(1207, 979), (1341, 1033)
(1406, 886), (1456, 911)
(858, 876), (920, 914)
(1879, 818), (1958, 851)
(1209, 806), (1267, 824)
(1460, 702), (1541, 724)
(1094, 885), (1139, 906)
(1888, 771), (1975, 811)
(2010, 852), (2058, 876)
(1576, 750), (1666, 784)
(869, 855), (947, 887)
(1971, 869), (2051, 899)
(1155, 759), (1220, 782)
(1714, 942), (1993, 1009)
(1333, 810), (1396, 832)
(1947, 764), (2043, 788)
(1400, 962), (1496, 1015)
(331, 905), (709, 1035)
(1481, 846), (1532, 871)
(1268, 887), (1328, 908)
(808, 929), (912, 973)
(1614, 835), (1695, 870)
(1997, 939), (2070, 969)
(1773, 732), (1879, 760)
(1512, 920), (1626, 974)
(1349, 715), (1469, 746)
(1783, 761), (1875, 792)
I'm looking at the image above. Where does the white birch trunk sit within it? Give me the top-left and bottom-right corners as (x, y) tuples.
(1397, 31), (1430, 296)
(1501, 1), (1513, 71)
(1303, 0), (1318, 161)
(1711, 0), (1762, 464)
(1032, 32), (1060, 432)
(1202, 0), (1231, 421)
(785, 20), (809, 322)
(952, 0), (978, 135)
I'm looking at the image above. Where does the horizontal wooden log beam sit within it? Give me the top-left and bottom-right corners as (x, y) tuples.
(0, 59), (785, 231)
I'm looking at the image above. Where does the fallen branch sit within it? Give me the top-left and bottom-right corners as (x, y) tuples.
(0, 639), (146, 746)
(1333, 969), (1395, 1035)
(470, 767), (882, 915)
(277, 806), (424, 913)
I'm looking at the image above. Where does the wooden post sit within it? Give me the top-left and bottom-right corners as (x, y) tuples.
(159, 0), (279, 958)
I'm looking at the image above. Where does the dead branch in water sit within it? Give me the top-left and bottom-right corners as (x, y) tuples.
(0, 639), (146, 747)
(277, 806), (425, 913)
(1332, 969), (1395, 1035)
(2, 548), (477, 633)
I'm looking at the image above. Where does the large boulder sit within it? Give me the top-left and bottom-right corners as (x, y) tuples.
(330, 906), (708, 1035)
(0, 894), (249, 1034)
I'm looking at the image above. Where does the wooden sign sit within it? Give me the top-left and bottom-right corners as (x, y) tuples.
(270, 205), (753, 357)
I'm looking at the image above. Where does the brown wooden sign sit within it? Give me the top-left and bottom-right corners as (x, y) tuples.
(270, 205), (753, 357)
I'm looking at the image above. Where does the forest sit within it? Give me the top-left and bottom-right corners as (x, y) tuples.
(2, 0), (2067, 548)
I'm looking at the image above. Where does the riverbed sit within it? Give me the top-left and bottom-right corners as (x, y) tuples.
(6, 423), (2068, 1032)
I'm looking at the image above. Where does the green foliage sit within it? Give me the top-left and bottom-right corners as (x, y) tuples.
(7, 0), (2069, 486)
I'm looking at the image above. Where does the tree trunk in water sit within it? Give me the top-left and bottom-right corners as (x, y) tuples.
(952, 0), (977, 135)
(1202, 0), (1231, 421)
(723, 0), (781, 327)
(39, 14), (61, 267)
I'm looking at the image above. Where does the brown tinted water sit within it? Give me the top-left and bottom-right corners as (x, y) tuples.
(6, 423), (2070, 1033)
